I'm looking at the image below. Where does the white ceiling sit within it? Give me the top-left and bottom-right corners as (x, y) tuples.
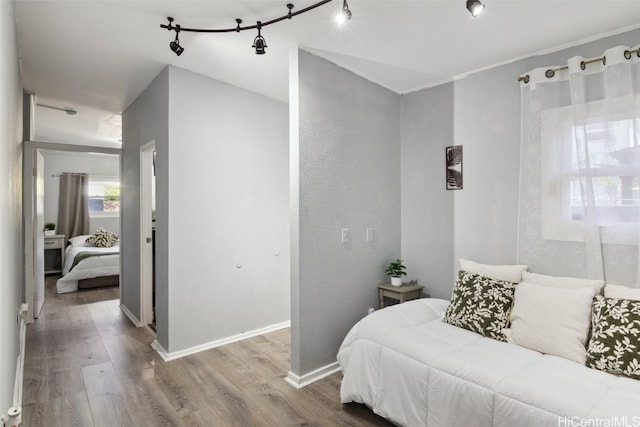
(33, 96), (122, 148)
(14, 0), (640, 144)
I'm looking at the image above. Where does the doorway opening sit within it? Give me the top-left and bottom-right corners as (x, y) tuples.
(23, 142), (122, 322)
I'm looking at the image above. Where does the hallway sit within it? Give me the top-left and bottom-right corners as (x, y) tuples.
(21, 278), (390, 426)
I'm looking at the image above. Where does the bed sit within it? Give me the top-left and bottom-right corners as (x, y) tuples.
(337, 297), (640, 426)
(56, 234), (120, 293)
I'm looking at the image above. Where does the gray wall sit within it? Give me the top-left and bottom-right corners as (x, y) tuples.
(122, 67), (169, 339)
(166, 66), (289, 352)
(43, 151), (120, 236)
(451, 64), (522, 269)
(123, 66), (289, 354)
(400, 83), (455, 299)
(0, 0), (23, 414)
(400, 28), (640, 296)
(291, 50), (401, 376)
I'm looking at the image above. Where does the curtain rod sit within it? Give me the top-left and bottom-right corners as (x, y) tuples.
(517, 47), (640, 83)
(51, 173), (86, 177)
(51, 173), (117, 180)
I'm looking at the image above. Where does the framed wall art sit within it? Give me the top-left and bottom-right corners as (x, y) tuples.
(446, 145), (463, 190)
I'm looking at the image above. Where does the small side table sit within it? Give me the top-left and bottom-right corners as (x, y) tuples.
(378, 283), (424, 308)
(44, 234), (66, 275)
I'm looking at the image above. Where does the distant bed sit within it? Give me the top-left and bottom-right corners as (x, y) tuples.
(56, 234), (120, 293)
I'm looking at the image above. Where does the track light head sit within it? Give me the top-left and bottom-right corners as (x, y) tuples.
(253, 36), (267, 55)
(252, 21), (267, 55)
(466, 0), (485, 17)
(169, 28), (184, 56)
(336, 0), (352, 25)
(170, 40), (184, 56)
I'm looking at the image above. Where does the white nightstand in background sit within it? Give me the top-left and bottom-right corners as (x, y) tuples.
(44, 234), (66, 275)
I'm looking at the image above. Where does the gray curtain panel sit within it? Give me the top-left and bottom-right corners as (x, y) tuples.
(57, 172), (89, 239)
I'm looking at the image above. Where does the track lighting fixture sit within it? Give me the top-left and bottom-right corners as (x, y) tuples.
(252, 22), (267, 55)
(161, 0), (347, 56)
(466, 0), (485, 17)
(335, 0), (352, 25)
(160, 0), (487, 55)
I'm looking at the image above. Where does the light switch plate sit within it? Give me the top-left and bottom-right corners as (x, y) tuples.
(341, 228), (350, 243)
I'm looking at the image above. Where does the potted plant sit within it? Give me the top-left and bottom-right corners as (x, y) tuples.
(44, 222), (56, 236)
(385, 259), (406, 287)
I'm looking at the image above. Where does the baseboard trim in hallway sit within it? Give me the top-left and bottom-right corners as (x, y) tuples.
(152, 320), (292, 361)
(285, 362), (342, 389)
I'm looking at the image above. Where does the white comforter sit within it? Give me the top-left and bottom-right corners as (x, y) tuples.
(337, 298), (640, 427)
(56, 243), (119, 293)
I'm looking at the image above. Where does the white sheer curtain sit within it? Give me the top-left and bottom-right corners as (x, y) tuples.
(518, 45), (640, 286)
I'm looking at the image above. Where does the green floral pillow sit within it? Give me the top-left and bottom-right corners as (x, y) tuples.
(585, 295), (640, 380)
(443, 270), (517, 342)
(87, 227), (119, 248)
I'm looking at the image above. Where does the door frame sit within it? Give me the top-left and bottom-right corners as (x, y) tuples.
(22, 141), (121, 322)
(33, 150), (45, 317)
(23, 144), (45, 322)
(140, 140), (155, 326)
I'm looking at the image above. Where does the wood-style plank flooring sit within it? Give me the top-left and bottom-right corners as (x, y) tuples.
(23, 277), (392, 427)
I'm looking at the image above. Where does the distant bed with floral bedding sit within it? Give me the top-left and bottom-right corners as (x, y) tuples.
(56, 228), (120, 293)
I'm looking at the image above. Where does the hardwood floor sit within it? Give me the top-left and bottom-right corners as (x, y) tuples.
(23, 278), (392, 427)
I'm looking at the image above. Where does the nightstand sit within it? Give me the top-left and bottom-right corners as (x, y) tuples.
(378, 283), (424, 308)
(44, 234), (66, 275)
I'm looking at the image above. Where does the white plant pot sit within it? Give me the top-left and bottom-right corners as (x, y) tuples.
(44, 230), (55, 236)
(390, 276), (403, 287)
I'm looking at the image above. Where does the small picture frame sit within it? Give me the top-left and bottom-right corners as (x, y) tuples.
(446, 145), (463, 190)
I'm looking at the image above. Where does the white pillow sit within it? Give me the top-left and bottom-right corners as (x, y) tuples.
(604, 283), (640, 301)
(509, 282), (595, 364)
(68, 235), (91, 246)
(521, 271), (604, 294)
(459, 258), (528, 283)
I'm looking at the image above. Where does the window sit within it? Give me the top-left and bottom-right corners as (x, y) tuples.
(88, 177), (120, 218)
(541, 100), (640, 245)
(568, 120), (639, 219)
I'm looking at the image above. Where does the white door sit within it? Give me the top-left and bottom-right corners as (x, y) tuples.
(24, 145), (35, 323)
(34, 151), (45, 317)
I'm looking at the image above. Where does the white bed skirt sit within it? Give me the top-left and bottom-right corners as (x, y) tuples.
(56, 249), (119, 293)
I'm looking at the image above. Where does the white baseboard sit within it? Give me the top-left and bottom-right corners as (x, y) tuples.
(151, 320), (291, 362)
(119, 303), (143, 327)
(14, 304), (28, 406)
(285, 362), (342, 389)
(4, 304), (30, 426)
(150, 339), (169, 359)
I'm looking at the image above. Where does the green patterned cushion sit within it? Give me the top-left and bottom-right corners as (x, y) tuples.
(87, 227), (119, 248)
(585, 295), (640, 380)
(443, 270), (517, 342)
